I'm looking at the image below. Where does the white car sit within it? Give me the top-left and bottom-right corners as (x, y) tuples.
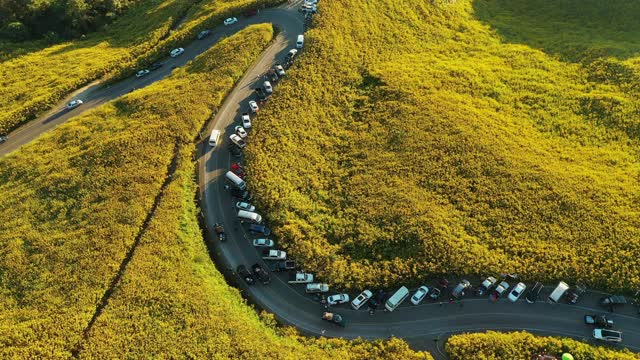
(248, 101), (259, 113)
(224, 17), (238, 26)
(305, 283), (329, 293)
(275, 64), (285, 77)
(262, 249), (286, 260)
(66, 99), (83, 109)
(411, 286), (429, 305)
(235, 125), (248, 138)
(263, 80), (273, 94)
(494, 281), (510, 297)
(351, 290), (373, 310)
(135, 69), (150, 78)
(593, 329), (623, 342)
(253, 238), (274, 248)
(241, 113), (252, 129)
(235, 202), (255, 212)
(229, 134), (247, 149)
(508, 282), (527, 302)
(170, 48), (184, 57)
(327, 294), (350, 305)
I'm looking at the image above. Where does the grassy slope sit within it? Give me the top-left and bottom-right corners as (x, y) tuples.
(0, 0), (279, 133)
(446, 331), (639, 359)
(0, 23), (430, 359)
(246, 0), (640, 290)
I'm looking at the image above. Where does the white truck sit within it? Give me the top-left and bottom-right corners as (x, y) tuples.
(288, 271), (314, 284)
(237, 210), (262, 224)
(548, 281), (569, 303)
(225, 171), (246, 190)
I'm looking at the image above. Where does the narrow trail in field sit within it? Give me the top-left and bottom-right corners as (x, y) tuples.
(70, 141), (182, 358)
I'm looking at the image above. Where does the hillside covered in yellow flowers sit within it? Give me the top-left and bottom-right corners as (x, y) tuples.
(245, 0), (640, 290)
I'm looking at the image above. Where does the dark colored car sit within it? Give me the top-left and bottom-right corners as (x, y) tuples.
(584, 314), (614, 328)
(249, 224), (271, 236)
(237, 265), (255, 285)
(270, 260), (296, 272)
(251, 263), (271, 285)
(242, 9), (258, 16)
(0, 133), (8, 144)
(255, 87), (269, 101)
(429, 287), (441, 300)
(600, 295), (627, 307)
(526, 282), (544, 304)
(230, 187), (253, 201)
(149, 62), (163, 71)
(322, 312), (346, 327)
(567, 284), (587, 304)
(197, 29), (212, 39)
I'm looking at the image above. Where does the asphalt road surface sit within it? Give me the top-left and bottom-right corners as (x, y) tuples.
(1, 1), (639, 359)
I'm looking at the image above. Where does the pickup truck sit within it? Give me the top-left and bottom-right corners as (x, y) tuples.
(269, 260), (296, 272)
(262, 249), (286, 260)
(251, 263), (271, 285)
(288, 271), (314, 284)
(600, 295), (627, 307)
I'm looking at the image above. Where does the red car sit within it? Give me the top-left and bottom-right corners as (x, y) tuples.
(231, 163), (245, 178)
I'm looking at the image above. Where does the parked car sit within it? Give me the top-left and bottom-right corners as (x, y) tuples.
(411, 286), (429, 305)
(508, 282), (527, 302)
(288, 271), (314, 284)
(593, 329), (622, 342)
(285, 49), (298, 62)
(494, 281), (510, 297)
(452, 280), (471, 298)
(351, 290), (373, 310)
(600, 296), (627, 307)
(253, 238), (274, 248)
(429, 287), (441, 300)
(0, 134), (8, 144)
(328, 294), (350, 305)
(197, 29), (212, 39)
(230, 163), (245, 178)
(526, 282), (544, 303)
(149, 62), (163, 70)
(275, 64), (285, 77)
(477, 276), (496, 296)
(263, 80), (273, 94)
(255, 87), (269, 101)
(251, 263), (271, 284)
(66, 99), (83, 109)
(170, 47), (184, 57)
(241, 113), (252, 129)
(269, 259), (296, 272)
(213, 223), (226, 241)
(262, 249), (286, 260)
(237, 265), (255, 285)
(223, 17), (238, 26)
(584, 314), (614, 328)
(230, 134), (247, 149)
(135, 69), (150, 78)
(242, 9), (257, 16)
(233, 126), (247, 139)
(567, 284), (587, 304)
(322, 312), (346, 327)
(248, 101), (259, 113)
(249, 224), (271, 235)
(306, 283), (329, 293)
(235, 201), (255, 211)
(230, 188), (252, 201)
(267, 69), (278, 83)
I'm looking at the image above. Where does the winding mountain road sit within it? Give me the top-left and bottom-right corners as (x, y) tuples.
(2, 1), (639, 359)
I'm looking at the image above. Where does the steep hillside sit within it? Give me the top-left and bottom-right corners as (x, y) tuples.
(246, 0), (640, 290)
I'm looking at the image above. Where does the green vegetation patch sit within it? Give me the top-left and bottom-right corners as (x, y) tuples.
(246, 0), (640, 290)
(0, 24), (273, 357)
(446, 331), (639, 359)
(0, 0), (279, 133)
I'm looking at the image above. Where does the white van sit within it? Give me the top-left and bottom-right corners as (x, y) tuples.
(385, 286), (409, 312)
(296, 34), (304, 49)
(548, 281), (569, 303)
(225, 171), (246, 190)
(237, 210), (262, 223)
(208, 129), (221, 147)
